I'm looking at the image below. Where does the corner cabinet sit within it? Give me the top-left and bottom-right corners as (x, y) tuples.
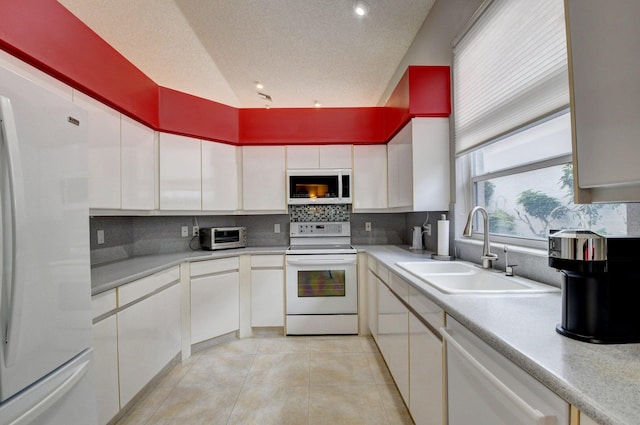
(242, 146), (286, 212)
(566, 0), (640, 202)
(190, 258), (240, 344)
(387, 117), (450, 212)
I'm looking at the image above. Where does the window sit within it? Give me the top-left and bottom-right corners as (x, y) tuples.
(468, 113), (626, 241)
(454, 0), (627, 244)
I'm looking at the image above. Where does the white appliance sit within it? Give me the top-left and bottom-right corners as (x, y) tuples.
(287, 169), (352, 205)
(0, 66), (97, 424)
(285, 222), (358, 335)
(443, 316), (568, 425)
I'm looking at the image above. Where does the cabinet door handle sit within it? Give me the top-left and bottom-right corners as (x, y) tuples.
(440, 327), (557, 425)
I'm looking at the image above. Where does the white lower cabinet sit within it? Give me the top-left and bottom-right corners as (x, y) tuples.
(409, 313), (443, 425)
(190, 258), (240, 344)
(92, 316), (119, 425)
(367, 269), (379, 342)
(91, 290), (119, 425)
(117, 274), (181, 408)
(377, 279), (409, 404)
(250, 255), (284, 327)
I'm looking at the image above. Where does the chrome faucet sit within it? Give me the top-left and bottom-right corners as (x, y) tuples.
(463, 206), (498, 269)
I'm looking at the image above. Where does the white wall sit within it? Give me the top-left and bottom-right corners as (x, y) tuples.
(378, 0), (484, 105)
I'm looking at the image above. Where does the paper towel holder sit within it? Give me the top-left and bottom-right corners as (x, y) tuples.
(431, 213), (454, 261)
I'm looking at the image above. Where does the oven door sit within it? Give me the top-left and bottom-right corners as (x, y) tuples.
(285, 254), (357, 315)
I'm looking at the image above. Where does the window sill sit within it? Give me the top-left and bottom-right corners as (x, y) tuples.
(454, 238), (548, 258)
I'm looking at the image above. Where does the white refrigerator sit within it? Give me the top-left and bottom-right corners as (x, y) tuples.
(0, 65), (97, 424)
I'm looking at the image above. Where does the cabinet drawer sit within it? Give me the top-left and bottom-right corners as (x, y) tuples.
(190, 257), (239, 277)
(92, 289), (117, 320)
(409, 286), (444, 332)
(367, 256), (389, 283)
(388, 272), (409, 303)
(118, 266), (180, 307)
(251, 254), (283, 268)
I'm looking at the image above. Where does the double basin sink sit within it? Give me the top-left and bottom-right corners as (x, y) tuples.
(395, 261), (558, 295)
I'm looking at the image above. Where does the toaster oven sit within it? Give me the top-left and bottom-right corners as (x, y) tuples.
(200, 227), (247, 250)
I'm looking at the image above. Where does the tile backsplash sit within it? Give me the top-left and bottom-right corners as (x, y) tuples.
(90, 210), (442, 265)
(289, 204), (350, 222)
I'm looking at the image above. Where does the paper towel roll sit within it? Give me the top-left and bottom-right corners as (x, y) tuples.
(437, 218), (449, 256)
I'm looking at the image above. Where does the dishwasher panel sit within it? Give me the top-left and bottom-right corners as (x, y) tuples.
(443, 316), (568, 425)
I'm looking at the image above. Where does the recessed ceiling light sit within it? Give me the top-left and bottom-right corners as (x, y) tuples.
(255, 82), (264, 90)
(353, 1), (369, 17)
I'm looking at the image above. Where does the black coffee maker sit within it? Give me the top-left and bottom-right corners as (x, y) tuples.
(549, 230), (640, 343)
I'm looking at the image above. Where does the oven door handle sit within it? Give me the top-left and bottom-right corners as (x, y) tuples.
(286, 258), (357, 266)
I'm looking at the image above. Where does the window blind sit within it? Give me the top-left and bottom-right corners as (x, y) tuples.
(453, 0), (569, 155)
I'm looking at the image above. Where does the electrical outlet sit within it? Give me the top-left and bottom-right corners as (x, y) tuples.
(274, 223), (281, 233)
(97, 229), (105, 245)
(424, 224), (431, 236)
(365, 222), (372, 232)
(181, 226), (189, 237)
(192, 226), (199, 236)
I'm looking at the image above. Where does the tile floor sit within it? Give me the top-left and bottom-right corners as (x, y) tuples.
(115, 335), (413, 425)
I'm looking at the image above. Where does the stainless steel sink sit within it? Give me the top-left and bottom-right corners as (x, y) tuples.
(395, 261), (559, 294)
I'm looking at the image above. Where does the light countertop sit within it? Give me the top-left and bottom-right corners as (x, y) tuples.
(90, 246), (287, 295)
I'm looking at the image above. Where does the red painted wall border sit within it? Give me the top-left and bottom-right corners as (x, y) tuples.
(0, 0), (450, 145)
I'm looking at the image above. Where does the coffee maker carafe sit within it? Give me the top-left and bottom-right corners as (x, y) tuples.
(549, 230), (640, 343)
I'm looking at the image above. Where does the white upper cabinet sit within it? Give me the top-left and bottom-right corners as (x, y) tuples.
(159, 133), (202, 210)
(353, 145), (388, 210)
(74, 91), (122, 209)
(319, 145), (352, 168)
(121, 116), (157, 210)
(242, 146), (286, 212)
(566, 0), (640, 202)
(287, 145), (352, 169)
(287, 146), (319, 169)
(202, 141), (239, 211)
(387, 118), (450, 212)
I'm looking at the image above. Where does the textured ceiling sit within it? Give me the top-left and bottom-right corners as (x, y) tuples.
(58, 0), (435, 108)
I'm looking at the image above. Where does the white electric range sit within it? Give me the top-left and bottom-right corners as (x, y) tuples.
(285, 222), (358, 335)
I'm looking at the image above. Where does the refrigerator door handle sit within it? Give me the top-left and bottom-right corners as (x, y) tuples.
(0, 96), (27, 367)
(7, 360), (91, 425)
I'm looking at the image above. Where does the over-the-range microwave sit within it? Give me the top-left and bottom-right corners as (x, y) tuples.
(287, 169), (352, 205)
